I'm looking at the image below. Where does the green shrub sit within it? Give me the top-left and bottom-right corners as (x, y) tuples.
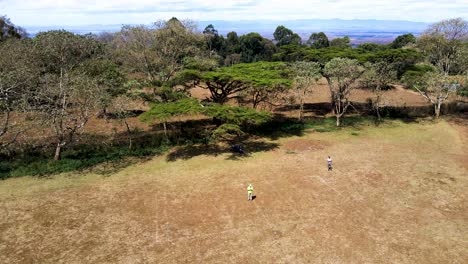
(401, 63), (437, 89)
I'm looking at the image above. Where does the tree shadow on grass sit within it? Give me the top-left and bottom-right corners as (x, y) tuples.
(0, 131), (170, 180)
(166, 140), (279, 162)
(275, 102), (333, 116)
(91, 157), (155, 176)
(252, 114), (308, 140)
(273, 101), (460, 124)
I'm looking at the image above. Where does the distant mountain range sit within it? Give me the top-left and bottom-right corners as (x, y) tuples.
(25, 19), (429, 44)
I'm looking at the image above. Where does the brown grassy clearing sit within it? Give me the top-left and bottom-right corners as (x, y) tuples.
(0, 119), (467, 263)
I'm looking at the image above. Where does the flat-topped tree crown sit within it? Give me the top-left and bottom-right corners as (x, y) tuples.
(200, 61), (292, 104)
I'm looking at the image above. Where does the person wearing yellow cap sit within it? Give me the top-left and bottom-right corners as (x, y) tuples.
(247, 184), (254, 201)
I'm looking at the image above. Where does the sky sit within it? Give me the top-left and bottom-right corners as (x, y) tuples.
(1, 0), (467, 26)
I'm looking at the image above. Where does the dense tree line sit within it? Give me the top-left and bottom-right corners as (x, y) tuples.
(0, 15), (467, 164)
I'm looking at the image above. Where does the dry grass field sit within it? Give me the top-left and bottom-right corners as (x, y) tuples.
(1, 118), (467, 263)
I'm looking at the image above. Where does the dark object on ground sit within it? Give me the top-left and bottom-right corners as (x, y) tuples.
(231, 144), (245, 154)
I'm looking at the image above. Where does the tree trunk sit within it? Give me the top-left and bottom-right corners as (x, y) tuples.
(124, 119), (133, 150)
(375, 94), (381, 123)
(435, 102), (441, 119)
(376, 105), (381, 123)
(252, 98), (259, 109)
(54, 143), (62, 161)
(163, 121), (168, 141)
(335, 98), (341, 127)
(298, 101), (304, 121)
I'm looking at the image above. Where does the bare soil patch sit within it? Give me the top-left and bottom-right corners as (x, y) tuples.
(281, 138), (328, 152)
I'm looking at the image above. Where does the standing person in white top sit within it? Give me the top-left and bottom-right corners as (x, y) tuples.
(247, 184), (254, 201)
(327, 156), (333, 171)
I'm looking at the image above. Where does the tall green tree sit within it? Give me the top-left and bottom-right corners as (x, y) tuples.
(112, 25), (157, 81)
(151, 18), (205, 100)
(33, 31), (106, 160)
(330, 36), (351, 48)
(413, 72), (458, 118)
(323, 58), (365, 126)
(79, 58), (126, 116)
(203, 24), (226, 58)
(307, 32), (329, 49)
(0, 16), (26, 42)
(0, 39), (38, 149)
(273, 25), (302, 47)
(417, 18), (468, 75)
(361, 62), (397, 122)
(239, 33), (277, 63)
(291, 61), (322, 120)
(390, 33), (416, 49)
(224, 31), (242, 65)
(367, 48), (424, 78)
(226, 31), (240, 52)
(113, 18), (205, 102)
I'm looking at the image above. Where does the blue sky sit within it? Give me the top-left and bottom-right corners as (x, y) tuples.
(1, 0), (467, 26)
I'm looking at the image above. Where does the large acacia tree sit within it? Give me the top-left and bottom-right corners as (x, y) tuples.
(140, 98), (272, 142)
(323, 58), (365, 126)
(197, 62), (292, 104)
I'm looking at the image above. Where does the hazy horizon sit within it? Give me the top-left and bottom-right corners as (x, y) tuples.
(4, 0), (464, 44)
(20, 18), (431, 27)
(2, 0), (466, 27)
(22, 18), (430, 44)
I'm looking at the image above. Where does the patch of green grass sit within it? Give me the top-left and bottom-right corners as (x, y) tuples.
(255, 116), (378, 138)
(0, 144), (169, 179)
(305, 116), (373, 132)
(303, 118), (340, 132)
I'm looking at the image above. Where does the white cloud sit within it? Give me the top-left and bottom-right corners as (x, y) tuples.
(1, 0), (466, 26)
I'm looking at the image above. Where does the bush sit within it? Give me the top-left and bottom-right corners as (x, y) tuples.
(401, 70), (426, 89)
(401, 63), (437, 89)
